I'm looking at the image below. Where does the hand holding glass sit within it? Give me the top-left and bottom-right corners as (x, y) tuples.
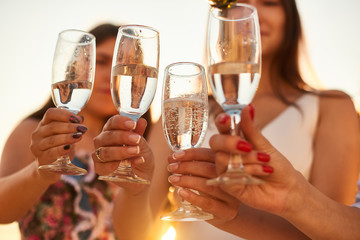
(98, 25), (159, 184)
(206, 4), (263, 185)
(38, 29), (95, 175)
(160, 62), (213, 221)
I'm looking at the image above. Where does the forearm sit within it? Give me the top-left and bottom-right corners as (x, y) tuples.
(283, 182), (360, 240)
(213, 204), (310, 240)
(112, 187), (154, 240)
(0, 161), (56, 223)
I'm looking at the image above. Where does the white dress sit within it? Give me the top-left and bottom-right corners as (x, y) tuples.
(174, 94), (320, 240)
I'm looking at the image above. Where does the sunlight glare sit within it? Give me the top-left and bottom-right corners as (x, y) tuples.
(161, 226), (176, 240)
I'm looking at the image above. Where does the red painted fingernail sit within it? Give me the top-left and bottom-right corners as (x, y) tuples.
(237, 140), (252, 152)
(263, 165), (273, 173)
(257, 152), (270, 162)
(249, 104), (255, 121)
(219, 114), (231, 124)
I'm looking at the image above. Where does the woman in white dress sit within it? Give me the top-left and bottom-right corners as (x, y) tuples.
(92, 0), (360, 239)
(164, 0), (360, 239)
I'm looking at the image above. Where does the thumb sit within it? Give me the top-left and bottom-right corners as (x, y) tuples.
(134, 118), (147, 136)
(240, 105), (273, 152)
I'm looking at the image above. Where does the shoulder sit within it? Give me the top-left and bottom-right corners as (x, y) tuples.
(10, 118), (40, 138)
(3, 118), (40, 153)
(317, 89), (358, 120)
(0, 118), (40, 176)
(318, 90), (355, 109)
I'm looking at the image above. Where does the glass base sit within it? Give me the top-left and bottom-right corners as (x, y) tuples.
(206, 169), (264, 185)
(161, 205), (214, 222)
(38, 163), (88, 175)
(98, 168), (150, 184)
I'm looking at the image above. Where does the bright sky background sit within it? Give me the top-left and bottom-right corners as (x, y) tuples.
(1, 0), (360, 159)
(0, 0), (360, 237)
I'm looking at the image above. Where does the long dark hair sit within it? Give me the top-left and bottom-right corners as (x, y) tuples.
(26, 23), (152, 138)
(270, 0), (314, 104)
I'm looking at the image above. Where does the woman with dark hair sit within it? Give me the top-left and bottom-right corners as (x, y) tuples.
(0, 23), (158, 239)
(161, 0), (360, 239)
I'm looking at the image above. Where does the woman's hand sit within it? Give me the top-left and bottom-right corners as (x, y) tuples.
(30, 107), (87, 182)
(167, 148), (241, 225)
(92, 115), (154, 194)
(211, 105), (306, 216)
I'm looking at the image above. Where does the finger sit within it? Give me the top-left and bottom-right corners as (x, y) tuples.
(215, 151), (269, 166)
(178, 188), (240, 221)
(167, 161), (217, 178)
(214, 113), (231, 134)
(93, 130), (142, 148)
(102, 115), (137, 131)
(209, 135), (252, 155)
(36, 144), (74, 165)
(214, 151), (271, 175)
(168, 148), (215, 164)
(168, 174), (235, 203)
(34, 132), (85, 152)
(243, 164), (273, 176)
(92, 145), (141, 163)
(33, 121), (87, 140)
(240, 105), (273, 152)
(92, 155), (121, 175)
(134, 118), (147, 136)
(40, 108), (82, 125)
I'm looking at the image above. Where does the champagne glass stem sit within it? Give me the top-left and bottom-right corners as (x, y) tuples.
(54, 154), (72, 165)
(227, 113), (245, 172)
(206, 111), (264, 185)
(38, 154), (87, 175)
(98, 159), (149, 184)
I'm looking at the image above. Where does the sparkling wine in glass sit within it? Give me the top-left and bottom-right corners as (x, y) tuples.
(98, 25), (159, 184)
(207, 0), (237, 9)
(38, 29), (96, 175)
(206, 3), (264, 185)
(160, 62), (214, 221)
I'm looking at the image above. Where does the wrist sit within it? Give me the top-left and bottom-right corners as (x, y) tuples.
(279, 170), (310, 219)
(120, 184), (151, 197)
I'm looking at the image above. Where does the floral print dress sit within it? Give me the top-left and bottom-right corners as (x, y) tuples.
(18, 152), (119, 240)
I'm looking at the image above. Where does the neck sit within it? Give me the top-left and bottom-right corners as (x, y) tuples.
(256, 56), (274, 96)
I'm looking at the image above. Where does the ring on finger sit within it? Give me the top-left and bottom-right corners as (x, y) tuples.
(95, 147), (105, 163)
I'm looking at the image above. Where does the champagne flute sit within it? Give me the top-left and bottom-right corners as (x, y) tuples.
(98, 25), (159, 184)
(160, 62), (213, 221)
(206, 3), (264, 185)
(38, 29), (96, 175)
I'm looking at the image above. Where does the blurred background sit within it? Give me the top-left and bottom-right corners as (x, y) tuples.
(1, 0), (360, 238)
